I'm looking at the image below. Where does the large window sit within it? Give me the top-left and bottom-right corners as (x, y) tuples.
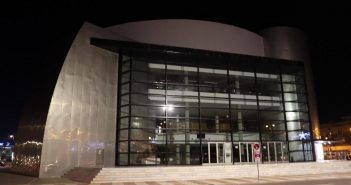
(116, 46), (313, 166)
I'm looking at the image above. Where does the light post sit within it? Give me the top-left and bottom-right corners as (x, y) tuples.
(8, 135), (15, 163)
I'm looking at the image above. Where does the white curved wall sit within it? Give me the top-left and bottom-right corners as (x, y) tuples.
(107, 19), (265, 57)
(39, 23), (123, 178)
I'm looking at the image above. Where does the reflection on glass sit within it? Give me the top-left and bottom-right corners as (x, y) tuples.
(117, 53), (312, 165)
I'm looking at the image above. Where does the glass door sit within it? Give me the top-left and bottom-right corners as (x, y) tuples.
(205, 142), (231, 164)
(209, 143), (217, 163)
(262, 141), (288, 163)
(233, 142), (257, 163)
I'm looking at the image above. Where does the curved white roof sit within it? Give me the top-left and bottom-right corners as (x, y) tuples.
(106, 19), (264, 57)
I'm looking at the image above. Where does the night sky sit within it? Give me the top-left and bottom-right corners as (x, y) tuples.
(1, 1), (351, 140)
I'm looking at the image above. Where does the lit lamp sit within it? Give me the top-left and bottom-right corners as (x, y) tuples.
(8, 135), (15, 161)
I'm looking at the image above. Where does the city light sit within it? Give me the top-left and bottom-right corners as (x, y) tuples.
(162, 104), (174, 111)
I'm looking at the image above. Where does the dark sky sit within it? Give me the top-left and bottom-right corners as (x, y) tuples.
(1, 1), (351, 140)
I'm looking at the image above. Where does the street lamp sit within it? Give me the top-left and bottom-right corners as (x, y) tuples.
(8, 134), (15, 162)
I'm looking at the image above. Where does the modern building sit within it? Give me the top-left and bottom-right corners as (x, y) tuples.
(320, 117), (351, 160)
(13, 20), (321, 177)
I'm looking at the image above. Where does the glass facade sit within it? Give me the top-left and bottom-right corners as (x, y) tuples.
(117, 46), (314, 166)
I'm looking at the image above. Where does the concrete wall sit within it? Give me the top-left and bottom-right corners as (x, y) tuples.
(39, 23), (121, 178)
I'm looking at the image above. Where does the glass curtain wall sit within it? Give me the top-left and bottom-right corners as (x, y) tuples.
(117, 49), (313, 166)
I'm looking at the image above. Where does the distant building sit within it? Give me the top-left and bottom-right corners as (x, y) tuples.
(13, 20), (321, 177)
(0, 141), (14, 164)
(320, 117), (351, 160)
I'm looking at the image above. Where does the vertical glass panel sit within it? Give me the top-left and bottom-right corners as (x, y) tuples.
(118, 154), (128, 165)
(233, 143), (240, 162)
(218, 143), (224, 163)
(132, 69), (166, 84)
(120, 95), (129, 106)
(231, 101), (257, 110)
(168, 85), (198, 94)
(120, 106), (129, 117)
(257, 80), (281, 92)
(121, 72), (130, 83)
(132, 82), (165, 94)
(285, 111), (300, 121)
(262, 143), (269, 162)
(304, 142), (313, 150)
(131, 105), (165, 117)
(231, 110), (258, 121)
(260, 111), (284, 121)
(200, 98), (229, 108)
(281, 64), (305, 84)
(121, 83), (129, 95)
(119, 129), (129, 141)
(240, 143), (248, 162)
(248, 143), (253, 162)
(130, 141), (158, 153)
(190, 145), (201, 165)
(167, 107), (199, 118)
(284, 93), (298, 101)
(285, 102), (308, 112)
(261, 121), (285, 131)
(284, 93), (307, 102)
(118, 141), (128, 152)
(283, 83), (296, 92)
(259, 101), (283, 111)
(131, 59), (149, 71)
(289, 141), (303, 151)
(209, 143), (217, 163)
(282, 142), (289, 162)
(199, 72), (228, 94)
(281, 74), (296, 83)
(131, 93), (165, 106)
(287, 121), (302, 131)
(290, 151), (305, 162)
(261, 131), (286, 141)
(169, 119), (200, 132)
(201, 108), (229, 120)
(130, 129), (155, 140)
(304, 151), (313, 161)
(120, 117), (129, 129)
(121, 59), (130, 72)
(268, 142), (275, 162)
(167, 96), (199, 107)
(167, 68), (198, 85)
(229, 76), (256, 95)
(276, 142), (283, 161)
(202, 143), (209, 163)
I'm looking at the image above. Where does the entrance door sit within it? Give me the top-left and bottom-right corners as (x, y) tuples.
(206, 142), (232, 164)
(262, 142), (288, 162)
(233, 142), (259, 163)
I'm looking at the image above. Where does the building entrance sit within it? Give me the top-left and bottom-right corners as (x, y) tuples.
(203, 142), (232, 164)
(262, 142), (288, 162)
(232, 142), (288, 163)
(233, 142), (258, 163)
